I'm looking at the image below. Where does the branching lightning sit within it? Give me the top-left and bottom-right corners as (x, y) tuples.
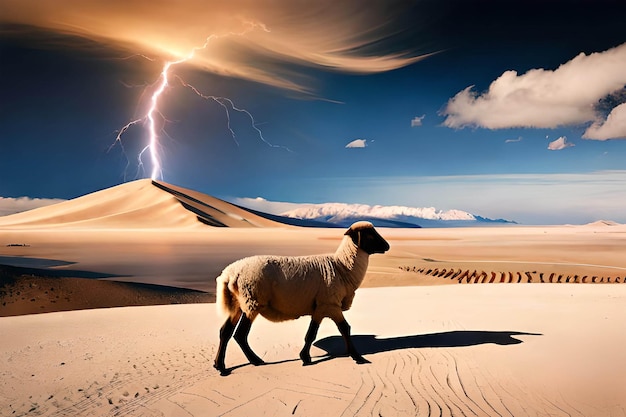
(110, 22), (290, 181)
(174, 76), (292, 151)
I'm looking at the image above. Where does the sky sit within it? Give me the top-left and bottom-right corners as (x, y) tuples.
(1, 0), (626, 225)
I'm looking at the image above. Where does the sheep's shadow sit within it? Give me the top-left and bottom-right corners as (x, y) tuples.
(220, 330), (541, 374)
(313, 330), (541, 358)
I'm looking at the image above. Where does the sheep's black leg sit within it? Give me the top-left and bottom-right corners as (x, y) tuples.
(233, 313), (265, 366)
(299, 319), (320, 365)
(337, 320), (370, 364)
(214, 318), (236, 376)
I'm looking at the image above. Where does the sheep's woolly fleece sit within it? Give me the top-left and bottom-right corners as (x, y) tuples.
(215, 222), (385, 322)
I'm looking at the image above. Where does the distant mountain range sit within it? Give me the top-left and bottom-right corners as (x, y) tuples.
(233, 198), (517, 228)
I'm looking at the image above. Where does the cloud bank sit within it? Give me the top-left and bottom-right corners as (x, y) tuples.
(0, 0), (427, 94)
(0, 197), (65, 217)
(441, 43), (626, 139)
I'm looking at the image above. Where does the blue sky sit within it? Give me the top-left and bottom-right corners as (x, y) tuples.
(1, 0), (625, 224)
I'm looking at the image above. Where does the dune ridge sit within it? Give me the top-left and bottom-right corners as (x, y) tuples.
(0, 179), (283, 229)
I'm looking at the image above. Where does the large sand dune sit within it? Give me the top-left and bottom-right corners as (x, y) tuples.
(0, 179), (282, 229)
(2, 181), (626, 415)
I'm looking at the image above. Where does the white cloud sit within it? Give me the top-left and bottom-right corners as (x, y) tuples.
(0, 196), (64, 216)
(410, 114), (425, 127)
(345, 139), (367, 148)
(548, 136), (574, 151)
(441, 43), (626, 138)
(505, 136), (523, 143)
(583, 102), (626, 140)
(230, 197), (302, 215)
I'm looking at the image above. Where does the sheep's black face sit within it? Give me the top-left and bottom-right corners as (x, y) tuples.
(346, 222), (390, 255)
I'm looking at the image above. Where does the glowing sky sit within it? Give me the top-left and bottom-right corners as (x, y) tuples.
(1, 0), (626, 224)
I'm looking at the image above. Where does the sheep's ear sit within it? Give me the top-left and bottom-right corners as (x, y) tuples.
(345, 228), (359, 246)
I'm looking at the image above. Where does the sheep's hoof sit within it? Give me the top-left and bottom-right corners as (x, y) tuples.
(213, 363), (231, 376)
(299, 351), (313, 366)
(249, 357), (265, 366)
(353, 356), (370, 365)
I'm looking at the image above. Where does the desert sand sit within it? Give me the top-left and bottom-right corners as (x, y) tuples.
(2, 179), (626, 416)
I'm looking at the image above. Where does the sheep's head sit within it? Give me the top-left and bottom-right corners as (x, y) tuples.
(345, 221), (390, 255)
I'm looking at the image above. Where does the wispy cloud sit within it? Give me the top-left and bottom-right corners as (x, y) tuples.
(0, 196), (64, 217)
(441, 43), (626, 139)
(0, 0), (429, 94)
(345, 139), (367, 148)
(410, 114), (425, 127)
(547, 136), (574, 151)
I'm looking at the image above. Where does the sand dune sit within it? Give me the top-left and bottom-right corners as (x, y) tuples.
(0, 179), (282, 229)
(584, 220), (622, 227)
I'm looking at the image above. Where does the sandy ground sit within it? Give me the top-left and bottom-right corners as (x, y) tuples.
(2, 224), (626, 293)
(1, 225), (626, 416)
(2, 285), (625, 417)
(1, 180), (626, 415)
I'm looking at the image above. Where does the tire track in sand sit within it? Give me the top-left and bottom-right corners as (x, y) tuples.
(336, 347), (593, 417)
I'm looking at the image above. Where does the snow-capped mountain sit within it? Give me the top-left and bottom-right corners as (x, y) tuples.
(233, 198), (516, 228)
(282, 203), (476, 222)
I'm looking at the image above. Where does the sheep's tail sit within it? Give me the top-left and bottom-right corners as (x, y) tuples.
(216, 272), (239, 319)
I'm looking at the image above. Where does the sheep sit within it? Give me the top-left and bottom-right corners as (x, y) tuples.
(213, 221), (390, 375)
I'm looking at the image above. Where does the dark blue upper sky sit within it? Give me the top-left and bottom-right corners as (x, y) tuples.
(1, 0), (626, 224)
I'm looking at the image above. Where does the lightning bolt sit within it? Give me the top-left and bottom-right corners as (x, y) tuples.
(110, 22), (290, 181)
(174, 76), (292, 151)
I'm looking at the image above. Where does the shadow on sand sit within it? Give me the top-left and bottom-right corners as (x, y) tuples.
(0, 261), (128, 279)
(313, 330), (542, 357)
(222, 330), (541, 374)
